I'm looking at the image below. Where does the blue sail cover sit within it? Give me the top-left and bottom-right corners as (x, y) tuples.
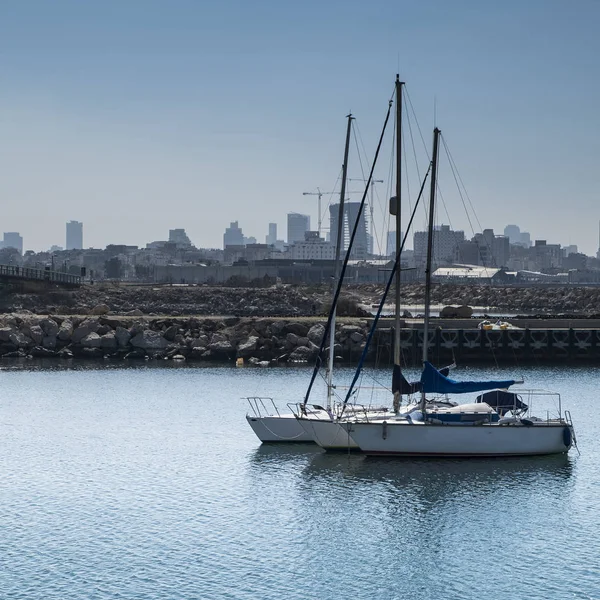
(420, 361), (516, 394)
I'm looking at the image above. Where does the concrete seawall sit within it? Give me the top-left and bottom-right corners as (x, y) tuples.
(374, 326), (600, 365)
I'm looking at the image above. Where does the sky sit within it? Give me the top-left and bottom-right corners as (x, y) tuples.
(1, 0), (599, 254)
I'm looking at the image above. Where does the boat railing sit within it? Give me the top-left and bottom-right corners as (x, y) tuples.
(292, 403), (329, 419)
(511, 388), (563, 421)
(245, 397), (280, 418)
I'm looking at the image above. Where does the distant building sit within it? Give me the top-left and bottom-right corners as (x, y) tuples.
(286, 231), (335, 261)
(386, 230), (405, 258)
(533, 240), (562, 270)
(287, 213), (310, 244)
(243, 236), (257, 245)
(3, 232), (23, 254)
(564, 245), (578, 256)
(414, 225), (464, 267)
(504, 224), (521, 244)
(66, 221), (83, 250)
(467, 229), (509, 268)
(169, 229), (192, 248)
(329, 202), (368, 259)
(223, 221), (244, 248)
(266, 223), (277, 246)
(49, 245), (64, 253)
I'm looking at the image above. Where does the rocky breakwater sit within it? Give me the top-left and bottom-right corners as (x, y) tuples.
(0, 314), (372, 365)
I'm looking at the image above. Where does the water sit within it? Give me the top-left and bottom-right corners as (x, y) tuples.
(1, 360), (599, 600)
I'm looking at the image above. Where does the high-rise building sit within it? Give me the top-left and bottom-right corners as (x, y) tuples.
(414, 225), (465, 267)
(169, 229), (192, 248)
(223, 221), (244, 248)
(287, 213), (310, 244)
(504, 224), (521, 244)
(2, 232), (23, 254)
(386, 230), (405, 258)
(329, 202), (368, 259)
(266, 223), (277, 246)
(66, 221), (83, 250)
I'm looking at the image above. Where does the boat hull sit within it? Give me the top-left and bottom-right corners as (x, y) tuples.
(343, 421), (573, 456)
(297, 417), (360, 450)
(246, 414), (314, 443)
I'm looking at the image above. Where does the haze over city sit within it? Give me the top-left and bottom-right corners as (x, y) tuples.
(1, 0), (599, 253)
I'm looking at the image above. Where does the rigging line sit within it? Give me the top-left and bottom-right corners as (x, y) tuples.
(440, 134), (477, 238)
(354, 121), (387, 256)
(442, 132), (486, 234)
(303, 92), (395, 408)
(405, 86), (430, 159)
(341, 163), (432, 411)
(441, 135), (499, 270)
(401, 112), (413, 216)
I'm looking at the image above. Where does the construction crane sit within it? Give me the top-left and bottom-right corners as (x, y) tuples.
(302, 187), (362, 237)
(348, 178), (384, 254)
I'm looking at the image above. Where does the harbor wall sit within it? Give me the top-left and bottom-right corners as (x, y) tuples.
(0, 313), (599, 365)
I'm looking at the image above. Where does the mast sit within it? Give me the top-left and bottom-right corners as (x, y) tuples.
(419, 127), (441, 414)
(392, 75), (404, 413)
(326, 113), (353, 411)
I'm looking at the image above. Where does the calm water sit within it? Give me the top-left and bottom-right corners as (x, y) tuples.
(1, 360), (599, 600)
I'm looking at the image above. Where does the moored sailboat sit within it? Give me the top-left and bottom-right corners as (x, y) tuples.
(341, 127), (577, 457)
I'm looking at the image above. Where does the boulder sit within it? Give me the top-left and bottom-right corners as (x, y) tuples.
(42, 335), (57, 349)
(9, 331), (31, 348)
(288, 346), (314, 362)
(28, 325), (44, 345)
(211, 332), (228, 344)
(115, 326), (131, 348)
(350, 331), (364, 343)
(57, 348), (74, 359)
(100, 332), (118, 349)
(307, 324), (325, 345)
(40, 318), (59, 337)
(130, 330), (169, 350)
(164, 325), (179, 341)
(208, 340), (234, 356)
(0, 327), (13, 342)
(439, 305), (473, 318)
(171, 354), (186, 361)
(237, 336), (259, 357)
(189, 337), (208, 349)
(72, 319), (100, 344)
(285, 332), (299, 346)
(282, 322), (309, 337)
(96, 325), (112, 336)
(57, 320), (74, 341)
(125, 309), (144, 316)
(91, 304), (110, 315)
(296, 336), (309, 347)
(124, 348), (146, 359)
(81, 333), (102, 348)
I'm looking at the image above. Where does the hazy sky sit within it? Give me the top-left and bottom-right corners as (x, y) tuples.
(1, 0), (599, 253)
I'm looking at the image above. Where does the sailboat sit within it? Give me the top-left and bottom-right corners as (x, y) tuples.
(245, 113), (356, 443)
(295, 76), (406, 450)
(341, 127), (577, 457)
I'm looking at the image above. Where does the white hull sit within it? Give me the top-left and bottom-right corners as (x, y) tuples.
(297, 417), (360, 450)
(343, 420), (573, 456)
(246, 414), (314, 443)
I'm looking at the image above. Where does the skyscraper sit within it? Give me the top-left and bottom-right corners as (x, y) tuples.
(223, 221), (244, 248)
(2, 232), (23, 254)
(287, 213), (310, 244)
(329, 202), (368, 259)
(66, 221), (83, 250)
(266, 223), (277, 246)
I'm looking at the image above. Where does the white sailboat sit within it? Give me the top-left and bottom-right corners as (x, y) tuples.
(341, 126), (577, 457)
(246, 113), (355, 443)
(295, 76), (406, 450)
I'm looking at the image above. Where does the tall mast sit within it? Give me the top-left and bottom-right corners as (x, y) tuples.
(326, 113), (353, 411)
(392, 75), (404, 413)
(419, 127), (441, 414)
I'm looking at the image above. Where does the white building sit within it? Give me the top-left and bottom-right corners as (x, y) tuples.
(286, 232), (334, 260)
(2, 232), (23, 254)
(169, 228), (192, 248)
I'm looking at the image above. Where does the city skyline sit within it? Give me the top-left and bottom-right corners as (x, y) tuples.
(1, 1), (599, 253)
